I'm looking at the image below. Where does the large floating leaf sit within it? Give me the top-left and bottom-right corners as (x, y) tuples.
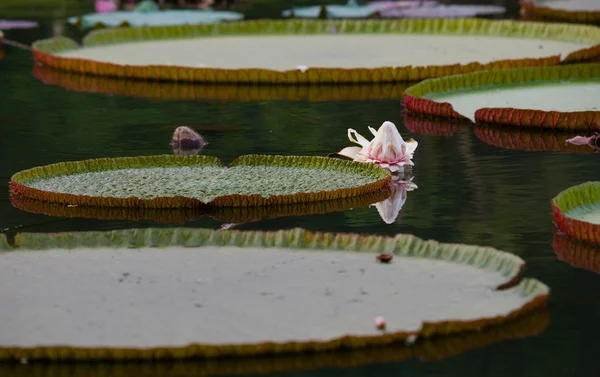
(553, 229), (600, 274)
(10, 189), (391, 224)
(0, 228), (548, 360)
(474, 125), (599, 153)
(552, 182), (600, 245)
(404, 63), (600, 130)
(31, 19), (600, 84)
(32, 65), (408, 101)
(521, 0), (600, 24)
(0, 309), (548, 370)
(9, 155), (391, 209)
(68, 9), (244, 30)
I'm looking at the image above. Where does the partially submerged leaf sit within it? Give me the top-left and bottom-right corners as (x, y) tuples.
(380, 5), (506, 19)
(31, 19), (600, 84)
(404, 63), (600, 130)
(9, 155), (391, 208)
(553, 229), (600, 274)
(0, 19), (38, 29)
(0, 228), (548, 360)
(282, 1), (380, 19)
(552, 182), (600, 245)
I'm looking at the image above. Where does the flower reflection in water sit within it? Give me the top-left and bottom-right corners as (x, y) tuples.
(374, 172), (417, 224)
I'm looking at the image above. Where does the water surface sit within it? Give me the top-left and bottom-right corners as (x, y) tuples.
(1, 1), (599, 376)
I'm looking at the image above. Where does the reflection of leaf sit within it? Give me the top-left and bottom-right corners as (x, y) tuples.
(11, 189), (391, 224)
(553, 229), (600, 274)
(474, 125), (600, 153)
(404, 112), (465, 137)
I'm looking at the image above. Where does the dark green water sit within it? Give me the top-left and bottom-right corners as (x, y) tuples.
(1, 1), (600, 376)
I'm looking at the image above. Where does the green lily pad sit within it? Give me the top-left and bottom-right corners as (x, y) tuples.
(521, 0), (600, 24)
(404, 63), (600, 130)
(0, 228), (548, 360)
(0, 309), (549, 369)
(552, 181), (600, 245)
(31, 19), (600, 84)
(9, 155), (391, 208)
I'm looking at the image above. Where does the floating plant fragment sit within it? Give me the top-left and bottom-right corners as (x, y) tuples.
(0, 228), (548, 360)
(553, 229), (600, 274)
(0, 20), (38, 29)
(476, 126), (600, 153)
(373, 172), (417, 224)
(10, 189), (391, 225)
(31, 19), (600, 84)
(282, 0), (380, 19)
(9, 155), (391, 209)
(404, 63), (600, 130)
(566, 133), (600, 152)
(335, 121), (418, 173)
(520, 0), (600, 24)
(552, 182), (600, 245)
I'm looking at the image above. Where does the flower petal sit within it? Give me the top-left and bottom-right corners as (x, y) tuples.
(348, 128), (371, 148)
(336, 146), (362, 160)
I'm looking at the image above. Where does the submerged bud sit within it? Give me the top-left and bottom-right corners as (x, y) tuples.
(171, 126), (208, 150)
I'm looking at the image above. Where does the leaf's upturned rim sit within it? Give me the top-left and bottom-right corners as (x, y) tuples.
(32, 65), (408, 102)
(552, 181), (600, 245)
(403, 112), (465, 136)
(474, 124), (599, 153)
(520, 1), (600, 24)
(0, 227), (548, 360)
(0, 309), (549, 369)
(9, 155), (392, 209)
(552, 229), (600, 274)
(31, 19), (600, 84)
(10, 188), (392, 224)
(404, 63), (600, 130)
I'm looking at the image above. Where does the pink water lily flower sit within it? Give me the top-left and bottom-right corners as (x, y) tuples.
(374, 174), (417, 224)
(337, 121), (418, 172)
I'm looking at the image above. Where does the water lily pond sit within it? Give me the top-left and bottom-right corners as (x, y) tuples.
(1, 0), (600, 376)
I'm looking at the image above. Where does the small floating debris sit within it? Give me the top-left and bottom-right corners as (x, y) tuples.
(566, 133), (600, 152)
(376, 254), (394, 263)
(0, 20), (39, 30)
(375, 316), (387, 330)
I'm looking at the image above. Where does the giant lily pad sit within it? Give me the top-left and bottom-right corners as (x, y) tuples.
(32, 64), (409, 101)
(9, 155), (391, 208)
(552, 182), (600, 245)
(68, 8), (244, 30)
(404, 63), (600, 130)
(282, 0), (380, 19)
(10, 188), (391, 224)
(380, 5), (506, 19)
(474, 125), (600, 153)
(0, 309), (549, 369)
(520, 0), (600, 24)
(32, 19), (600, 84)
(0, 228), (548, 360)
(553, 229), (600, 274)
